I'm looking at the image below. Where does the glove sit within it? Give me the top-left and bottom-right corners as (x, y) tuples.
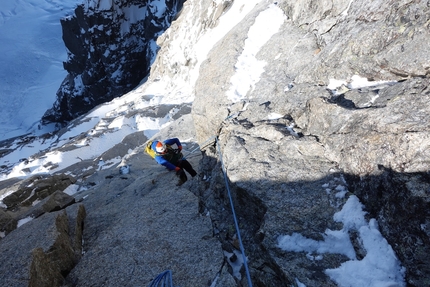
(178, 145), (182, 151)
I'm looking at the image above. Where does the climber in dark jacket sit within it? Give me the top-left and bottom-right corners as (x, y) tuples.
(151, 138), (197, 185)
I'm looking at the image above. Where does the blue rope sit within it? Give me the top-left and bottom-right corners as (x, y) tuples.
(148, 136), (253, 287)
(215, 137), (253, 287)
(148, 270), (175, 287)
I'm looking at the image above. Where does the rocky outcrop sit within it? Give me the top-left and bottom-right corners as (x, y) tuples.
(1, 174), (76, 209)
(0, 208), (17, 236)
(192, 0), (430, 286)
(0, 177), (77, 242)
(0, 204), (86, 287)
(42, 0), (185, 125)
(0, 174), (76, 237)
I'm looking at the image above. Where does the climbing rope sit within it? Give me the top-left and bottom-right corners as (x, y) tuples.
(215, 136), (253, 287)
(148, 270), (175, 287)
(149, 135), (253, 287)
(182, 135), (216, 160)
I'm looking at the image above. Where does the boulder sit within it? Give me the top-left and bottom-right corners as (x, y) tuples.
(0, 204), (86, 287)
(0, 208), (17, 237)
(2, 174), (76, 210)
(23, 190), (76, 220)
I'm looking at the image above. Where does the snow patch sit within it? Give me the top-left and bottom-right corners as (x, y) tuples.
(227, 4), (286, 102)
(63, 184), (80, 196)
(278, 195), (406, 287)
(121, 5), (148, 35)
(17, 216), (34, 228)
(278, 229), (356, 260)
(224, 249), (245, 280)
(98, 0), (113, 11)
(348, 75), (397, 90)
(327, 75), (397, 95)
(268, 113), (283, 120)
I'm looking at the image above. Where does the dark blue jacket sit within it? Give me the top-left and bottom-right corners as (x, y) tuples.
(151, 138), (183, 171)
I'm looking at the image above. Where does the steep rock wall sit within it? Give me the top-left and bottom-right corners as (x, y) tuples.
(192, 0), (430, 286)
(42, 0), (185, 125)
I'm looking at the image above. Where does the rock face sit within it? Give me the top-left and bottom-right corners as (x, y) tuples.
(0, 116), (235, 287)
(1, 174), (76, 209)
(1, 0), (430, 287)
(191, 0), (430, 286)
(0, 204), (86, 287)
(42, 0), (185, 124)
(0, 174), (76, 237)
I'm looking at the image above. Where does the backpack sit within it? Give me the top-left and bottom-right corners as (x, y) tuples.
(145, 140), (183, 163)
(145, 141), (157, 159)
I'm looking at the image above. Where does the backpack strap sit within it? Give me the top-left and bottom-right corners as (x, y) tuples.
(144, 140), (156, 158)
